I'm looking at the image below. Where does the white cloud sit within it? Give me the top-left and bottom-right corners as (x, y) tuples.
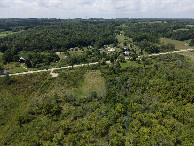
(0, 0), (194, 18)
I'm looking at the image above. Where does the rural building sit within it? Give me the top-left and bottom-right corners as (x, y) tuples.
(70, 48), (75, 51)
(124, 51), (130, 55)
(19, 57), (25, 63)
(108, 48), (115, 52)
(56, 52), (64, 55)
(88, 45), (93, 49)
(124, 46), (129, 50)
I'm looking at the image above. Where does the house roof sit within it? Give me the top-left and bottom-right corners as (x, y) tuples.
(108, 48), (115, 52)
(20, 57), (25, 60)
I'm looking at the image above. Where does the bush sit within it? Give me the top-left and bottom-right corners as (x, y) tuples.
(189, 39), (194, 46)
(42, 103), (62, 116)
(3, 75), (12, 85)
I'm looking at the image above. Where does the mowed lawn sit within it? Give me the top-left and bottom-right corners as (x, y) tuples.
(3, 62), (27, 74)
(9, 67), (27, 74)
(160, 38), (194, 50)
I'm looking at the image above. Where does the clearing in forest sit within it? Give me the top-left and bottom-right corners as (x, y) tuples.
(160, 38), (194, 50)
(75, 70), (106, 98)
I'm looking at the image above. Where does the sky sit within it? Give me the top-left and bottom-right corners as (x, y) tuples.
(0, 0), (194, 18)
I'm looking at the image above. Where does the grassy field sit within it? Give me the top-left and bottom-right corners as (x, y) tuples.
(75, 70), (106, 98)
(115, 48), (121, 52)
(0, 31), (13, 38)
(186, 25), (194, 27)
(4, 62), (19, 70)
(183, 39), (192, 44)
(3, 62), (28, 73)
(0, 30), (24, 38)
(116, 35), (125, 43)
(160, 38), (194, 50)
(116, 34), (132, 44)
(120, 60), (144, 68)
(0, 31), (23, 39)
(9, 67), (27, 73)
(27, 68), (39, 71)
(180, 51), (194, 63)
(57, 53), (66, 59)
(173, 28), (189, 32)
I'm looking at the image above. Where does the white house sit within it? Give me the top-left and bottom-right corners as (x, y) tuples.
(124, 51), (130, 56)
(19, 57), (25, 63)
(88, 45), (93, 49)
(108, 48), (115, 52)
(70, 48), (75, 51)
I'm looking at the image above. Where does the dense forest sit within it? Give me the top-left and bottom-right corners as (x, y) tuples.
(0, 20), (117, 53)
(0, 18), (194, 145)
(1, 19), (194, 54)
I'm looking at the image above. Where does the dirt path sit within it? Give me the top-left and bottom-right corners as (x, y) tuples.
(50, 69), (59, 77)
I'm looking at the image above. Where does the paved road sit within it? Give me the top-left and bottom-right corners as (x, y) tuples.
(0, 62), (99, 78)
(0, 49), (193, 78)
